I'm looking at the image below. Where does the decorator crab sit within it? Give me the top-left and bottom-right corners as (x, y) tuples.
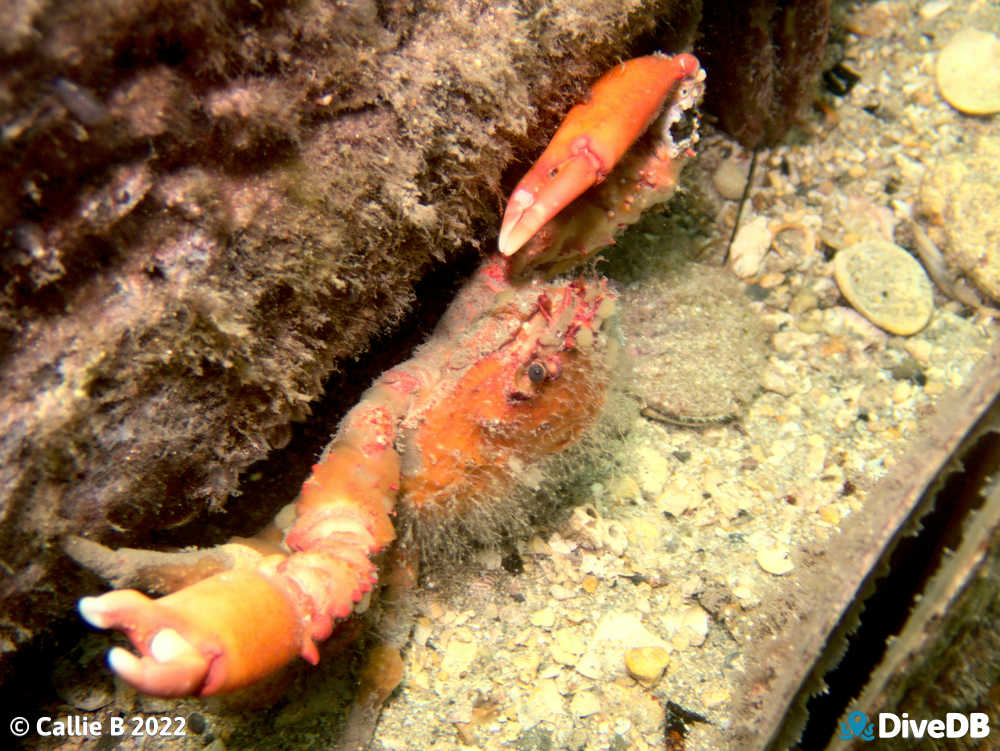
(73, 52), (704, 712)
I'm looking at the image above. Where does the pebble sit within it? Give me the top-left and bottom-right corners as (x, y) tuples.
(604, 521), (629, 557)
(919, 136), (1000, 302)
(846, 0), (897, 36)
(760, 365), (794, 397)
(564, 505), (605, 550)
(712, 155), (751, 200)
(702, 685), (730, 708)
(757, 547), (795, 576)
(570, 691), (603, 717)
(439, 636), (477, 675)
(551, 626), (587, 666)
(624, 646), (670, 684)
(919, 1), (950, 20)
(903, 338), (933, 365)
(936, 29), (1000, 115)
(518, 679), (564, 729)
(531, 607), (556, 629)
(673, 604), (710, 647)
(635, 445), (669, 498)
(729, 215), (772, 278)
(788, 289), (819, 316)
(833, 241), (933, 335)
(549, 584), (576, 601)
(657, 482), (701, 516)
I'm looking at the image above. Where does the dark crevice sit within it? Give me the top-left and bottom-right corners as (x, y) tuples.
(149, 245), (481, 550)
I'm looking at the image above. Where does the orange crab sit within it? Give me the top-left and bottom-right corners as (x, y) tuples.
(75, 51), (704, 704)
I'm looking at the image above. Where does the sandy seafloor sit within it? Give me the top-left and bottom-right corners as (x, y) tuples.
(32, 1), (1000, 750)
(364, 3), (1000, 750)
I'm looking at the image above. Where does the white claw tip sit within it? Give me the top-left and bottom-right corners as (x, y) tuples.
(78, 596), (111, 629)
(498, 189), (536, 256)
(107, 645), (142, 677)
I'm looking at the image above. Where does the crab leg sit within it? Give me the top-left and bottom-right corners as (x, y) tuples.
(78, 372), (417, 697)
(498, 52), (701, 259)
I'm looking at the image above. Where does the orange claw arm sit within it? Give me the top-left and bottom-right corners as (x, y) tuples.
(498, 52), (701, 258)
(78, 371), (418, 697)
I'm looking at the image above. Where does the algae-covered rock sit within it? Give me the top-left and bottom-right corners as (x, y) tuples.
(0, 0), (703, 671)
(0, 0), (830, 673)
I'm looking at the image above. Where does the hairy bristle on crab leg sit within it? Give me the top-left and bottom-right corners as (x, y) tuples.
(78, 374), (415, 696)
(498, 52), (702, 260)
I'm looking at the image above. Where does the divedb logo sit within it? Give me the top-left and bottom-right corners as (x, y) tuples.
(839, 709), (991, 741)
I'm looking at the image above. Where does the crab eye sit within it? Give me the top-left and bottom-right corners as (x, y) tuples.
(527, 361), (548, 383)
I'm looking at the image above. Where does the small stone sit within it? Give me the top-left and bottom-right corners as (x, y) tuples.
(663, 605), (710, 647)
(788, 289), (819, 317)
(581, 574), (599, 594)
(625, 646), (670, 683)
(454, 722), (476, 745)
(713, 155), (751, 200)
(701, 685), (730, 708)
(413, 616), (433, 646)
(551, 627), (587, 666)
(903, 339), (933, 365)
(565, 505), (605, 550)
(920, 137), (1000, 302)
(528, 535), (552, 556)
(759, 271), (786, 289)
(575, 651), (604, 680)
(919, 1), (950, 20)
(729, 215), (772, 278)
(936, 29), (1000, 115)
(440, 637), (477, 675)
(657, 482), (700, 516)
(757, 547), (795, 575)
(924, 380), (946, 396)
(603, 521), (629, 557)
(531, 607), (556, 629)
(518, 679), (565, 729)
(833, 241), (933, 335)
(570, 691), (603, 717)
(760, 365), (794, 397)
(846, 0), (896, 36)
(550, 584), (575, 600)
(635, 445), (670, 498)
(611, 475), (643, 504)
(819, 505), (843, 525)
(892, 381), (913, 404)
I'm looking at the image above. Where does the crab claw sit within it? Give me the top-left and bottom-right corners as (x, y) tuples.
(499, 52), (701, 257)
(79, 569), (302, 696)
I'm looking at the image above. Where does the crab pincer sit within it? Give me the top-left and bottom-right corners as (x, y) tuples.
(78, 571), (302, 696)
(78, 384), (411, 697)
(498, 52), (704, 277)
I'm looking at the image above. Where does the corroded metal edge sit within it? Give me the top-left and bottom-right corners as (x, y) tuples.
(729, 335), (1000, 750)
